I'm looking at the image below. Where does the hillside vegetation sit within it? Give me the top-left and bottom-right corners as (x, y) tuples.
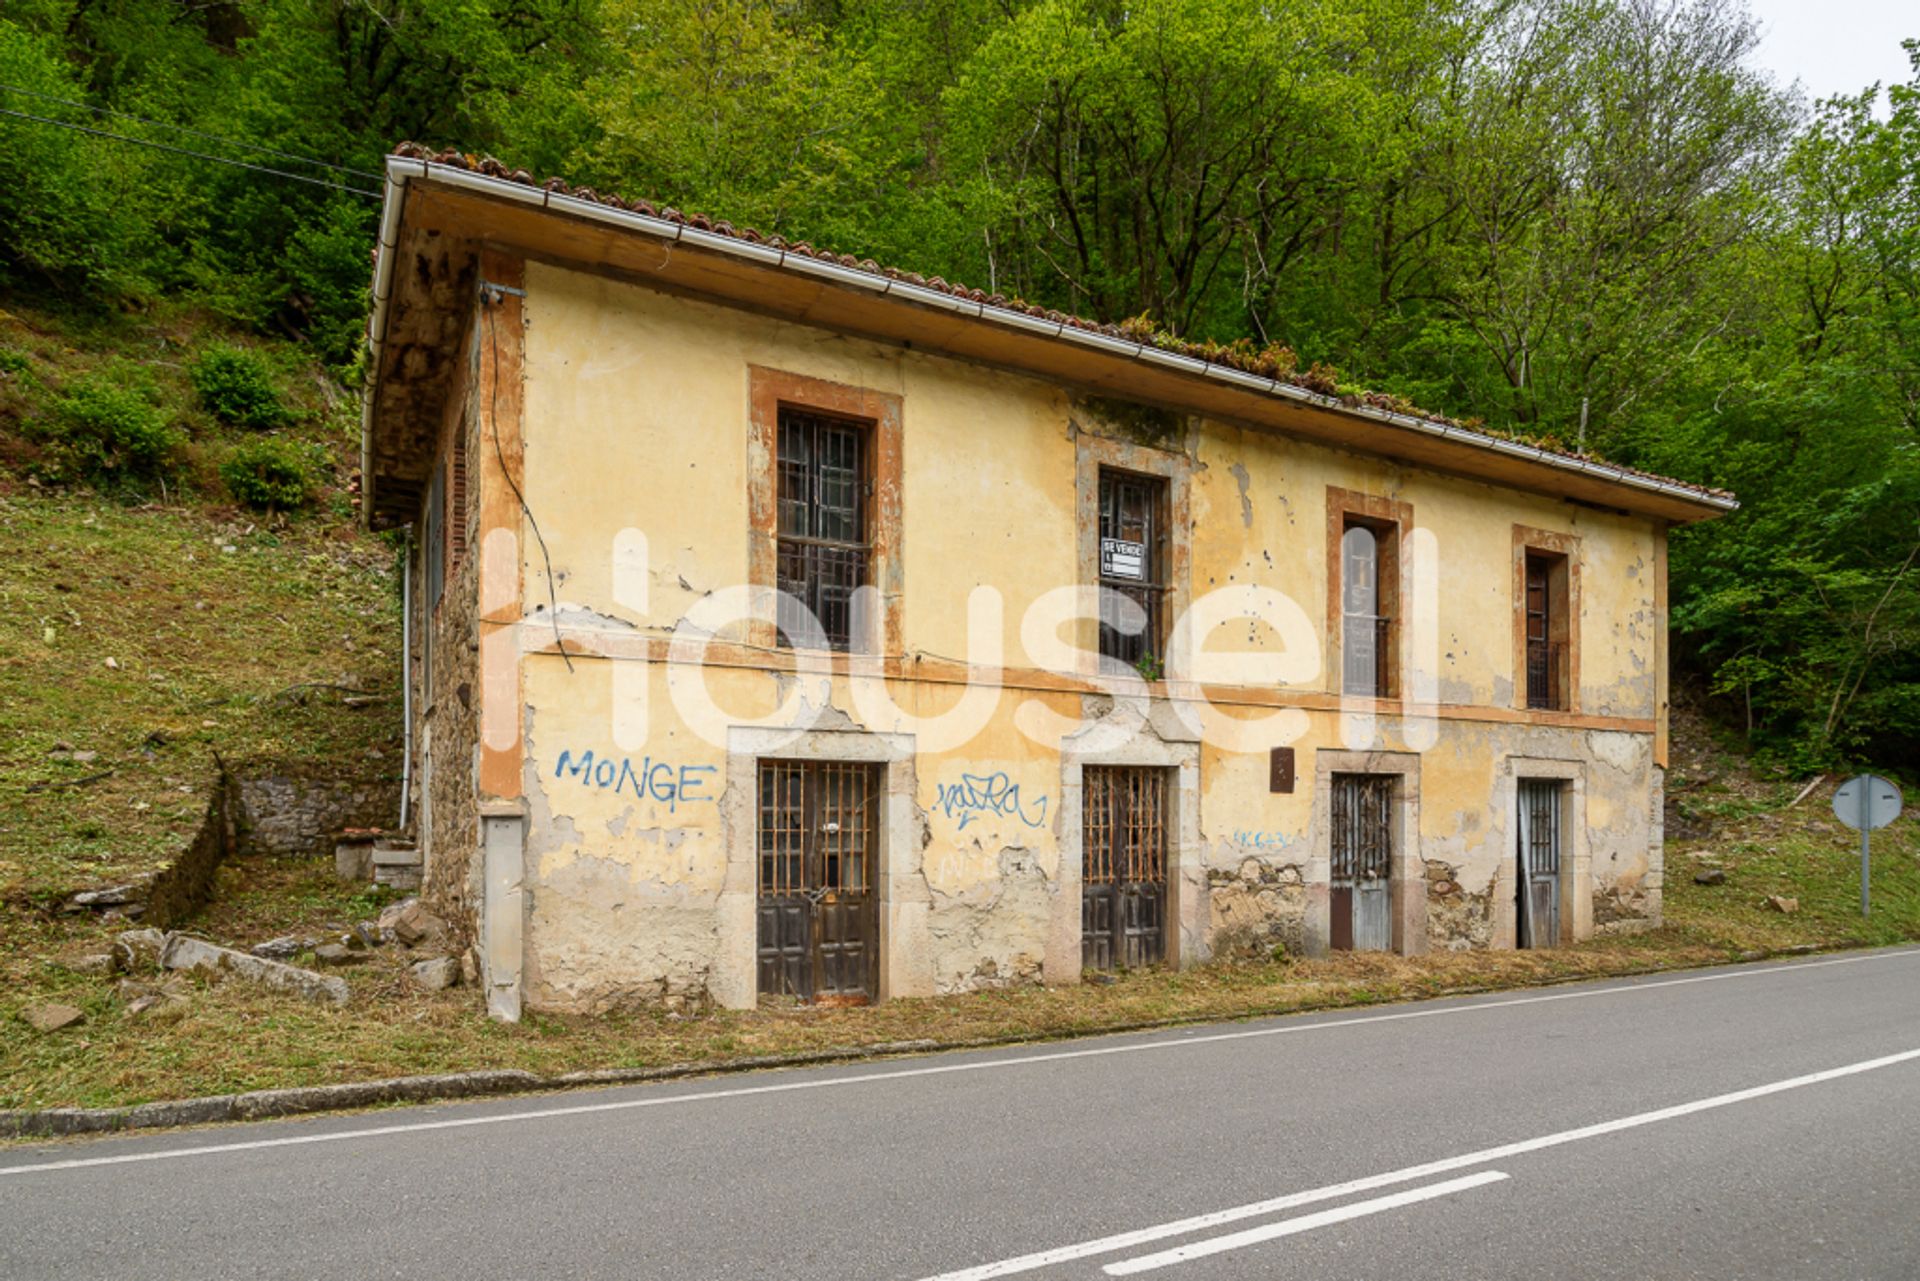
(0, 296), (401, 1010)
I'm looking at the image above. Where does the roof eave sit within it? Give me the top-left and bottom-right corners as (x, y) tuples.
(362, 157), (1739, 527)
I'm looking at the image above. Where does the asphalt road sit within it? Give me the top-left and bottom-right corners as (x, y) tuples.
(6, 947), (1920, 1280)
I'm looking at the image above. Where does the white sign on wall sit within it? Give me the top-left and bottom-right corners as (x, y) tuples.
(1101, 537), (1147, 581)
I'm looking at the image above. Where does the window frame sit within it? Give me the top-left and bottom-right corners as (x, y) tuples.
(746, 367), (904, 657)
(1511, 525), (1581, 714)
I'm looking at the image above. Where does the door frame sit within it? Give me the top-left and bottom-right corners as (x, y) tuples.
(1499, 758), (1590, 949)
(1306, 749), (1423, 957)
(717, 726), (926, 1010)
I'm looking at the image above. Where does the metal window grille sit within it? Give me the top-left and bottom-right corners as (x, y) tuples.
(776, 408), (870, 652)
(1330, 774), (1394, 884)
(1097, 470), (1168, 668)
(1083, 767), (1168, 888)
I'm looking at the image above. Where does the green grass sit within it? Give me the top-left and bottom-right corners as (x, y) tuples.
(0, 296), (405, 1112)
(0, 492), (401, 895)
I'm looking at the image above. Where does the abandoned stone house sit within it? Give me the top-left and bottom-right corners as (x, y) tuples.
(360, 145), (1736, 1021)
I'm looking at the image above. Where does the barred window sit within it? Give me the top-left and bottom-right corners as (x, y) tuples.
(776, 407), (870, 651)
(1097, 469), (1168, 670)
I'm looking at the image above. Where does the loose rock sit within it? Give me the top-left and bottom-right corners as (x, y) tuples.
(1765, 894), (1800, 914)
(408, 956), (459, 991)
(118, 977), (191, 1020)
(249, 935), (311, 961)
(160, 935), (349, 1006)
(379, 898), (449, 950)
(1693, 868), (1727, 886)
(113, 928), (168, 973)
(23, 1004), (85, 1033)
(70, 882), (143, 909)
(55, 947), (116, 976)
(312, 943), (363, 966)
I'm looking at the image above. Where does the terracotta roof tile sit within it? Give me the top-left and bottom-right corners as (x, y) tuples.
(386, 142), (1734, 504)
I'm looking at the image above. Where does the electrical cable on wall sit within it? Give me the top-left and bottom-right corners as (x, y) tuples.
(484, 287), (574, 672)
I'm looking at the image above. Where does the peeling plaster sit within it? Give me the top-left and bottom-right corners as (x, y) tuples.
(1229, 462), (1254, 527)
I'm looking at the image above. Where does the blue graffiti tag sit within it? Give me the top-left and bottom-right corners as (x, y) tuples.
(935, 772), (1050, 832)
(1232, 830), (1297, 851)
(553, 749), (718, 814)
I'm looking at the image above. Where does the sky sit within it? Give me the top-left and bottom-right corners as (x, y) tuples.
(1743, 0), (1915, 104)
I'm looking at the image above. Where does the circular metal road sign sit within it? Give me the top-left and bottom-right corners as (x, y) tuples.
(1833, 775), (1904, 832)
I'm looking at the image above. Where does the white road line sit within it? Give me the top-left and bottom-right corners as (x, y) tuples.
(914, 1044), (1920, 1281)
(1, 947), (1914, 1179)
(1102, 1171), (1512, 1276)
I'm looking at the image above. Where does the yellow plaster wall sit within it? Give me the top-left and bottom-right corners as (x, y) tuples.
(499, 261), (1665, 1010)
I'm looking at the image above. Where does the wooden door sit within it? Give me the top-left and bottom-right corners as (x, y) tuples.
(757, 761), (878, 1003)
(1082, 767), (1168, 970)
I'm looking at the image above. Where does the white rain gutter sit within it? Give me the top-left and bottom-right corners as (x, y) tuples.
(362, 156), (1737, 522)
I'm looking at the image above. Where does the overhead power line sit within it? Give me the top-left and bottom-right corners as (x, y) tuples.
(0, 80), (382, 180)
(0, 107), (383, 200)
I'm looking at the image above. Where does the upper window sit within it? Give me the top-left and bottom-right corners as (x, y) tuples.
(1524, 550), (1570, 709)
(775, 406), (870, 651)
(1340, 519), (1393, 696)
(1096, 468), (1168, 672)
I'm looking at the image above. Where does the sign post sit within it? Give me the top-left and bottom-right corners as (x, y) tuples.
(1832, 775), (1904, 917)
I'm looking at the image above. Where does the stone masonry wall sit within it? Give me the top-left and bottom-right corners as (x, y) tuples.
(237, 774), (398, 858)
(419, 334), (482, 950)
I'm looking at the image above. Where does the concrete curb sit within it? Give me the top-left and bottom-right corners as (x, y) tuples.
(0, 944), (1838, 1141)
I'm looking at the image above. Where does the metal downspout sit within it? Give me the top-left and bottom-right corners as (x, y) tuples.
(399, 529), (413, 832)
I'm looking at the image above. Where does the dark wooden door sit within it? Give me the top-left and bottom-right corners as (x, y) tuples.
(1517, 779), (1562, 948)
(1331, 774), (1394, 951)
(757, 761), (878, 1003)
(1082, 767), (1168, 970)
